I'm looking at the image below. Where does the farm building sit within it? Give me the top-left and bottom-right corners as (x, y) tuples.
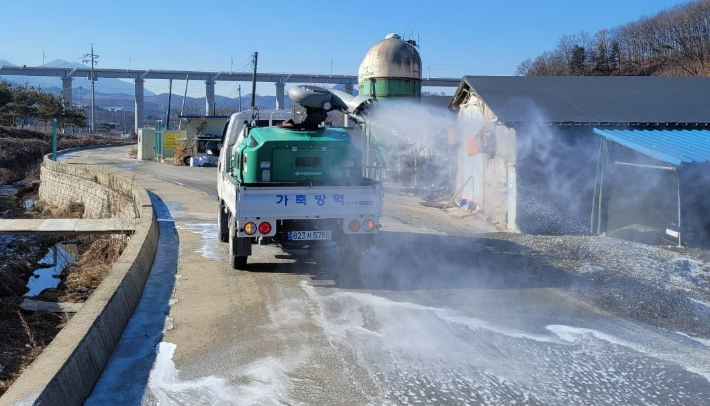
(449, 76), (710, 246)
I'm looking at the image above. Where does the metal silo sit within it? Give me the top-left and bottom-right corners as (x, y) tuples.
(356, 33), (422, 180)
(358, 33), (422, 101)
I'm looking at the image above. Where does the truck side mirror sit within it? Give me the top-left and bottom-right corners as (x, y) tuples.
(206, 141), (220, 156)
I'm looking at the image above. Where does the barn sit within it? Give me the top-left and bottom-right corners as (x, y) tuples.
(449, 76), (710, 246)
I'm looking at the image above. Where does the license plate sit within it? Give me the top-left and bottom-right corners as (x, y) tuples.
(287, 230), (332, 240)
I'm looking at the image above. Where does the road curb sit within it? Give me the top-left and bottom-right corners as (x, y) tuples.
(0, 156), (158, 406)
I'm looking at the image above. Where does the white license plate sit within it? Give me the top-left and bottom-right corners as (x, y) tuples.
(287, 230), (332, 240)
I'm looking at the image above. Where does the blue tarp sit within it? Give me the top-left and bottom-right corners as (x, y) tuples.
(593, 128), (710, 166)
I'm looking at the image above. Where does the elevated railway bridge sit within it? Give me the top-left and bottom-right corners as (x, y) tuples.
(0, 65), (459, 132)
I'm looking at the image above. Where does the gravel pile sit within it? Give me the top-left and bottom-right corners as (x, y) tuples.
(383, 186), (710, 338)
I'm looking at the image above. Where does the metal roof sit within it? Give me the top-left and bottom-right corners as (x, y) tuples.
(421, 95), (454, 109)
(452, 76), (710, 125)
(593, 128), (710, 166)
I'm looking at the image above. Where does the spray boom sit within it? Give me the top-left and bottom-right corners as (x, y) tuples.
(288, 85), (377, 127)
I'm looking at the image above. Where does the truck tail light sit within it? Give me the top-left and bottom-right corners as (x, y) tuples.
(348, 220), (361, 232)
(243, 222), (257, 235)
(258, 222), (272, 235)
(362, 219), (375, 232)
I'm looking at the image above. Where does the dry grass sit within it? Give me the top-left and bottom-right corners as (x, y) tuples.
(0, 168), (11, 185)
(58, 236), (127, 302)
(17, 311), (39, 352)
(166, 137), (197, 166)
(0, 234), (125, 395)
(34, 200), (85, 219)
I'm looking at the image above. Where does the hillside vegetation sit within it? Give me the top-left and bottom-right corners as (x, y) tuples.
(517, 0), (710, 77)
(0, 126), (121, 185)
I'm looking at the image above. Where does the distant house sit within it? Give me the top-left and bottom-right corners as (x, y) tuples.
(449, 76), (710, 246)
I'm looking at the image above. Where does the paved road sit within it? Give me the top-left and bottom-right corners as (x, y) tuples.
(68, 146), (710, 405)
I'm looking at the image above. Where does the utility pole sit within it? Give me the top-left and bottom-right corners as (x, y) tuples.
(180, 74), (189, 119)
(250, 52), (258, 110)
(166, 78), (173, 130)
(238, 84), (242, 112)
(330, 58), (333, 76)
(83, 43), (99, 134)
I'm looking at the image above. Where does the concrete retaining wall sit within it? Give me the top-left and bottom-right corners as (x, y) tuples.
(0, 156), (158, 406)
(38, 158), (137, 220)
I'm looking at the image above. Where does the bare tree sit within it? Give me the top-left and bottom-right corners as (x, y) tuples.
(519, 0), (710, 78)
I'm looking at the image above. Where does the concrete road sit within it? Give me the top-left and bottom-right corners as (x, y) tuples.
(69, 146), (710, 406)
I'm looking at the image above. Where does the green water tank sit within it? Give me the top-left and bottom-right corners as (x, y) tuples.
(358, 33), (422, 100)
(232, 126), (363, 185)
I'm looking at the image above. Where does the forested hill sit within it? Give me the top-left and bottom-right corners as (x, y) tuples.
(517, 0), (710, 77)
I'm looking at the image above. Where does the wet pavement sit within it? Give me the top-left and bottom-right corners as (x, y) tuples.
(71, 146), (710, 406)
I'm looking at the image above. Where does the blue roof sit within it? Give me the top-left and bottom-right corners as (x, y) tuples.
(593, 128), (710, 166)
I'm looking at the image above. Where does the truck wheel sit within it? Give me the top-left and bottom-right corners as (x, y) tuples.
(338, 236), (363, 267)
(217, 200), (229, 242)
(337, 242), (361, 287)
(229, 217), (248, 269)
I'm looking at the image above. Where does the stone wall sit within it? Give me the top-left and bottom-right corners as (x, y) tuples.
(39, 157), (137, 220)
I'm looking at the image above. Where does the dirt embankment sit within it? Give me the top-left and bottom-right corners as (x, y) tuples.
(0, 126), (129, 396)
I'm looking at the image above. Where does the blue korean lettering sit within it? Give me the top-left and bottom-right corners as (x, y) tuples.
(333, 194), (344, 205)
(296, 194), (307, 205)
(315, 194), (326, 206)
(276, 195), (289, 206)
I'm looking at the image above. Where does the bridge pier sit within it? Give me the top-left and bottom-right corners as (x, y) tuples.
(275, 82), (285, 110)
(343, 84), (354, 127)
(134, 78), (144, 132)
(206, 80), (215, 115)
(61, 76), (72, 106)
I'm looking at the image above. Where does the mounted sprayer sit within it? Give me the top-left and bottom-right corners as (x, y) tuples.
(287, 85), (377, 128)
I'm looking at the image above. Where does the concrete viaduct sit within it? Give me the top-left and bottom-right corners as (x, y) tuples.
(0, 65), (460, 132)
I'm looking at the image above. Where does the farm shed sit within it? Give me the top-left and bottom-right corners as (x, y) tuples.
(449, 75), (710, 245)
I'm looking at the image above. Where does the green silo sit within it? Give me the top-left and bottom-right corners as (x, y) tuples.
(358, 33), (422, 100)
(357, 33), (422, 180)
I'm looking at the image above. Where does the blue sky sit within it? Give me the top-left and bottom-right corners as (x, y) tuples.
(0, 0), (691, 97)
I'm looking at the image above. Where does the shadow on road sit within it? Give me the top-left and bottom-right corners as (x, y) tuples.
(85, 192), (179, 405)
(319, 231), (573, 291)
(243, 231), (574, 291)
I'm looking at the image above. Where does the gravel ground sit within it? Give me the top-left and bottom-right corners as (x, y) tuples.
(383, 183), (710, 339)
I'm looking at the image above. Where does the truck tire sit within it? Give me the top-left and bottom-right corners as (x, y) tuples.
(229, 217), (248, 269)
(217, 200), (229, 243)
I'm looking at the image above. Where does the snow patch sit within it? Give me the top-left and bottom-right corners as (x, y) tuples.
(149, 342), (238, 405)
(149, 343), (308, 405)
(299, 281), (710, 404)
(548, 324), (710, 383)
(176, 223), (221, 260)
(577, 264), (605, 274)
(672, 256), (710, 279)
(675, 332), (710, 347)
(690, 297), (710, 309)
